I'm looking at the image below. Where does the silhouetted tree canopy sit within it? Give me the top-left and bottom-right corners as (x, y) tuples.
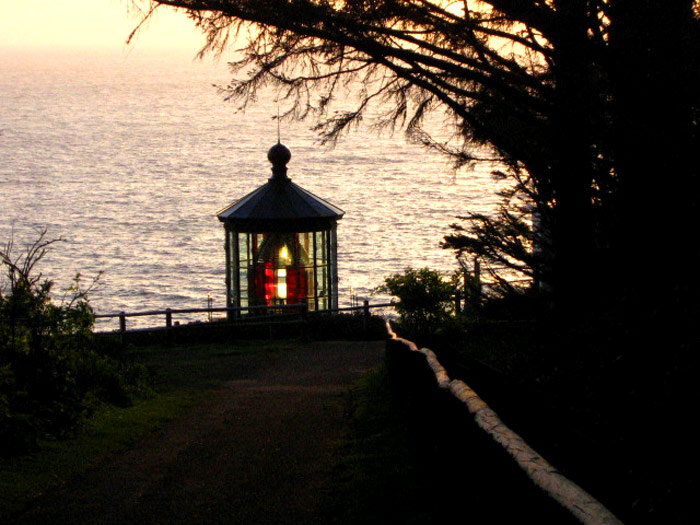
(133, 0), (700, 317)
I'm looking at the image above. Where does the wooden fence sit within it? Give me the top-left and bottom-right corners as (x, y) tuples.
(94, 300), (395, 334)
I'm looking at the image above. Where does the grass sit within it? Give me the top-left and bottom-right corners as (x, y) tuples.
(323, 363), (576, 524)
(0, 339), (293, 519)
(10, 319), (673, 522)
(321, 369), (423, 524)
(128, 339), (291, 392)
(0, 392), (196, 517)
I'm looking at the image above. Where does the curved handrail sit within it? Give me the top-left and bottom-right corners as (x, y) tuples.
(384, 322), (622, 525)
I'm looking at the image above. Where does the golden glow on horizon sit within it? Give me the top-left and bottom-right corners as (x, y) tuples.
(0, 0), (206, 53)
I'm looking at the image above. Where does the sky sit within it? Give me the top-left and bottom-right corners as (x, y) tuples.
(0, 0), (208, 55)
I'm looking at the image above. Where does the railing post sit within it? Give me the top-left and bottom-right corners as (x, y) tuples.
(119, 312), (126, 333)
(363, 299), (370, 333)
(165, 308), (174, 345)
(473, 258), (482, 306)
(465, 258), (482, 311)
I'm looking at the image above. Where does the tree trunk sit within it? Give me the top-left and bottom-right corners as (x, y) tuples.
(609, 0), (700, 320)
(548, 1), (598, 316)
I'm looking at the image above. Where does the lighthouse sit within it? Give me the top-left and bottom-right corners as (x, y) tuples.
(217, 143), (344, 314)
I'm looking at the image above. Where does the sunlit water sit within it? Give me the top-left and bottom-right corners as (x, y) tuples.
(0, 50), (505, 329)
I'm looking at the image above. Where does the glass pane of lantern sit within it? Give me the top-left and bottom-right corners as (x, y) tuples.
(317, 264), (327, 297)
(237, 233), (248, 308)
(305, 267), (315, 308)
(227, 231), (238, 305)
(239, 266), (248, 307)
(254, 233), (264, 261)
(238, 233), (248, 264)
(299, 232), (312, 261)
(255, 232), (283, 264)
(315, 231), (327, 264)
(329, 227), (338, 308)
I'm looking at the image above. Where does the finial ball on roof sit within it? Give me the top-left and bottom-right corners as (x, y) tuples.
(268, 142), (292, 167)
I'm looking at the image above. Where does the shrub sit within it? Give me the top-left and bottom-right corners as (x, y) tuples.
(0, 229), (149, 456)
(375, 267), (456, 338)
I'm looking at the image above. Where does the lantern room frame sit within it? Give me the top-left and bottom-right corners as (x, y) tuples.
(217, 143), (344, 314)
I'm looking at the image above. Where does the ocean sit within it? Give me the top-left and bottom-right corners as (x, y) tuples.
(0, 49), (505, 329)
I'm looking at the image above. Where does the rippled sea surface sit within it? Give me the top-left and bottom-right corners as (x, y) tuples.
(1, 50), (505, 329)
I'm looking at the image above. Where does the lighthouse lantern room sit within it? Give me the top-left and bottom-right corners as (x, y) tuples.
(217, 143), (344, 313)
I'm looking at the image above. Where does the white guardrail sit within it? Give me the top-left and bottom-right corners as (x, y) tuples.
(385, 322), (622, 525)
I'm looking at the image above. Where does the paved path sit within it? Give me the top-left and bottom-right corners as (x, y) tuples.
(16, 341), (385, 525)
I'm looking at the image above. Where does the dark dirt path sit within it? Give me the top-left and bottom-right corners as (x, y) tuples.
(15, 340), (385, 525)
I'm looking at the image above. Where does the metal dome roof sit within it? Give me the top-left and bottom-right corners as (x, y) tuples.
(217, 144), (344, 232)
